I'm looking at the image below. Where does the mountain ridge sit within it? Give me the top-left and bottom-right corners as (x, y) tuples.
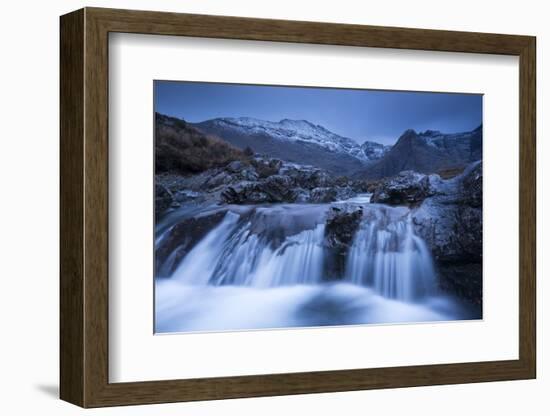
(356, 125), (482, 179)
(192, 117), (390, 176)
(157, 113), (481, 179)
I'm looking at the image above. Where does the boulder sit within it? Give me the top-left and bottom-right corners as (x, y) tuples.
(251, 158), (282, 178)
(155, 210), (227, 276)
(461, 161), (482, 208)
(291, 187), (311, 203)
(221, 182), (271, 204)
(335, 186), (355, 201)
(173, 189), (200, 203)
(261, 174), (296, 201)
(371, 170), (435, 205)
(155, 182), (174, 220)
(436, 263), (482, 305)
(221, 175), (297, 204)
(225, 160), (260, 181)
(156, 157), (361, 208)
(279, 165), (332, 189)
(309, 187), (338, 203)
(204, 170), (237, 189)
(225, 160), (246, 173)
(323, 205), (363, 279)
(411, 162), (483, 303)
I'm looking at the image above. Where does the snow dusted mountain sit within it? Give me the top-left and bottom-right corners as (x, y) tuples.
(193, 117), (389, 176)
(360, 140), (390, 160)
(357, 125), (482, 179)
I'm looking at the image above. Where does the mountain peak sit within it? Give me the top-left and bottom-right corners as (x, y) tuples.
(421, 129), (442, 137)
(280, 118), (315, 126)
(218, 116), (263, 125)
(358, 126), (483, 180)
(402, 129), (418, 136)
(395, 129), (419, 144)
(194, 116), (390, 165)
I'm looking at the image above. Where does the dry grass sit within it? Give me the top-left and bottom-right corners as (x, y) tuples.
(155, 113), (248, 174)
(437, 166), (466, 179)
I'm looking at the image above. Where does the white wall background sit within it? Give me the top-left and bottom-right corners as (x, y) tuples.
(0, 0), (545, 414)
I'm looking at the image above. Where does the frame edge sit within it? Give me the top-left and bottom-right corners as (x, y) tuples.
(60, 7), (537, 407)
(518, 36), (537, 379)
(60, 8), (86, 408)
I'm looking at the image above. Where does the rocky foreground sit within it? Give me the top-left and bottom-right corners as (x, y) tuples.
(362, 163), (482, 303)
(156, 157), (482, 304)
(155, 157), (358, 217)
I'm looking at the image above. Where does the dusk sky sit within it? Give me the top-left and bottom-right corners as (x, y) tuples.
(155, 81), (482, 145)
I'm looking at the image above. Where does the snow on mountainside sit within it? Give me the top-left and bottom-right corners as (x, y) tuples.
(356, 125), (482, 179)
(419, 127), (481, 150)
(360, 140), (390, 160)
(198, 117), (386, 163)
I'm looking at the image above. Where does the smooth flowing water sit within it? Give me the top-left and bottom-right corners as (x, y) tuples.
(155, 198), (477, 333)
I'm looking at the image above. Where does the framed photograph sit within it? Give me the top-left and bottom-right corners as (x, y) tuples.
(60, 7), (536, 407)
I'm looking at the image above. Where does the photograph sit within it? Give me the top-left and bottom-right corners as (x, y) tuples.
(153, 81), (483, 334)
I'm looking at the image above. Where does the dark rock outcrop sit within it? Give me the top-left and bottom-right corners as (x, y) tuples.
(279, 164), (331, 189)
(155, 182), (174, 220)
(323, 205), (363, 279)
(156, 156), (358, 214)
(309, 187), (338, 203)
(370, 171), (435, 206)
(411, 162), (483, 303)
(155, 210), (227, 277)
(221, 175), (297, 204)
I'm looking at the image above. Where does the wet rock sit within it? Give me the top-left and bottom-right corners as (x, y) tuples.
(221, 175), (296, 204)
(279, 164), (331, 189)
(292, 187), (311, 203)
(261, 175), (296, 201)
(221, 182), (271, 204)
(324, 205), (363, 279)
(371, 171), (435, 205)
(173, 189), (201, 203)
(411, 162), (483, 303)
(461, 162), (482, 208)
(155, 182), (174, 220)
(225, 160), (260, 181)
(309, 187), (338, 203)
(204, 170), (237, 189)
(436, 263), (482, 304)
(155, 210), (227, 276)
(226, 160), (246, 173)
(252, 158), (283, 178)
(335, 186), (355, 201)
(156, 157), (361, 209)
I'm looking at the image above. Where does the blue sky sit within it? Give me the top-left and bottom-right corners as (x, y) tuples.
(155, 80), (482, 145)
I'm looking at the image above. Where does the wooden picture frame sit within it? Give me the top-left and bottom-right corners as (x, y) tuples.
(60, 7), (536, 408)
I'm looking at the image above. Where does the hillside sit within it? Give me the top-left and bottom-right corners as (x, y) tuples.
(192, 117), (387, 176)
(356, 126), (482, 179)
(155, 113), (248, 175)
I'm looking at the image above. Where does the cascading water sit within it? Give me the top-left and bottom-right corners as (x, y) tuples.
(344, 207), (436, 301)
(171, 211), (326, 287)
(155, 199), (475, 333)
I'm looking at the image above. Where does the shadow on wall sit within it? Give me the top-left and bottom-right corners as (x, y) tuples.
(34, 384), (58, 399)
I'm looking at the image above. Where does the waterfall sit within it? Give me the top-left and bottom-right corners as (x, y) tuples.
(170, 211), (241, 285)
(345, 207), (436, 301)
(171, 211), (326, 287)
(154, 202), (479, 334)
(166, 203), (436, 302)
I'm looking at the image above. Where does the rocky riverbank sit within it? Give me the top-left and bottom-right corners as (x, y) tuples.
(366, 162), (483, 303)
(155, 157), (359, 219)
(156, 157), (482, 304)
